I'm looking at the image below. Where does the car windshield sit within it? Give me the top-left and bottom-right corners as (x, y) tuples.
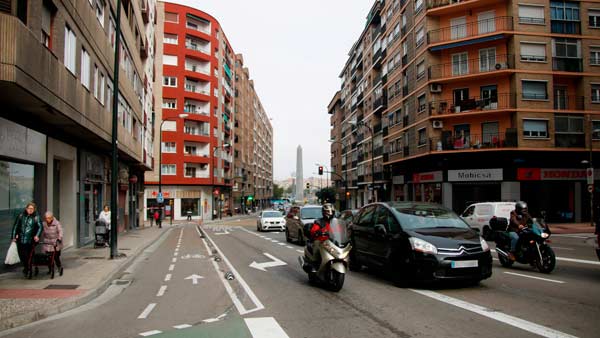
(262, 211), (282, 218)
(391, 203), (470, 230)
(301, 207), (322, 219)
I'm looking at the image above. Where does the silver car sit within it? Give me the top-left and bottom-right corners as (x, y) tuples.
(257, 210), (286, 232)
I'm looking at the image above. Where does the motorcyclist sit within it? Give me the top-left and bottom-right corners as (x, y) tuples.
(508, 201), (531, 260)
(303, 204), (335, 269)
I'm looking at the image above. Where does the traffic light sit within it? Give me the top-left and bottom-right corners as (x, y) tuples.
(306, 182), (310, 189)
(247, 195), (254, 201)
(318, 166), (323, 175)
(346, 191), (350, 197)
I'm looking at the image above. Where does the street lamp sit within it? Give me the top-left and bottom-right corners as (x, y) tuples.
(347, 119), (376, 204)
(328, 139), (348, 210)
(158, 113), (188, 224)
(212, 143), (231, 220)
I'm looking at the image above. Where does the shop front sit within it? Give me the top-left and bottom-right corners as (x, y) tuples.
(79, 151), (107, 246)
(145, 186), (212, 222)
(448, 168), (503, 214)
(411, 171), (444, 204)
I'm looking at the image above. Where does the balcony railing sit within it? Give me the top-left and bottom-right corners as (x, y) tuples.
(554, 96), (585, 110)
(519, 17), (545, 25)
(550, 20), (581, 34)
(183, 107), (209, 115)
(373, 94), (388, 112)
(431, 132), (514, 151)
(429, 93), (516, 115)
(374, 146), (383, 157)
(185, 84), (210, 95)
(428, 54), (514, 80)
(552, 57), (583, 72)
(186, 43), (210, 54)
(373, 49), (386, 67)
(428, 16), (513, 44)
(373, 123), (382, 134)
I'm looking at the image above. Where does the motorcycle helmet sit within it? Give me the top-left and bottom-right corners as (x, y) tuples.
(322, 203), (334, 220)
(515, 201), (528, 216)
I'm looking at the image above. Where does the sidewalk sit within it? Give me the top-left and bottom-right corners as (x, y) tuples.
(547, 222), (596, 234)
(0, 225), (169, 331)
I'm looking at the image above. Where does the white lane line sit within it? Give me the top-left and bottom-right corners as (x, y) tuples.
(139, 330), (162, 336)
(277, 243), (285, 246)
(244, 317), (290, 338)
(169, 264), (175, 271)
(137, 303), (157, 319)
(173, 324), (192, 329)
(491, 249), (600, 266)
(286, 246), (293, 249)
(504, 272), (565, 284)
(296, 250), (303, 254)
(552, 234), (593, 239)
(203, 318), (220, 323)
(156, 285), (168, 297)
(411, 290), (577, 338)
(172, 258), (177, 263)
(173, 252), (178, 257)
(164, 274), (171, 282)
(197, 226), (265, 315)
(272, 240), (279, 243)
(552, 246), (575, 251)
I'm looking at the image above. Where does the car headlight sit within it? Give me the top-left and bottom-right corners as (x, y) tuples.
(541, 232), (549, 239)
(409, 237), (438, 254)
(480, 237), (490, 252)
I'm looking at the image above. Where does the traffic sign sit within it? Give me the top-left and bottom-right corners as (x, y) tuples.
(587, 168), (594, 185)
(588, 184), (594, 193)
(157, 192), (164, 203)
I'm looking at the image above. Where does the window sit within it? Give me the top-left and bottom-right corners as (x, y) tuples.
(415, 0), (424, 13)
(553, 38), (580, 58)
(41, 2), (54, 48)
(163, 76), (177, 87)
(591, 10), (600, 28)
(93, 64), (99, 98)
(81, 49), (90, 89)
(521, 42), (546, 61)
(106, 80), (112, 109)
(592, 84), (600, 103)
(522, 80), (548, 100)
(164, 33), (178, 44)
(109, 15), (116, 50)
(165, 12), (178, 23)
(162, 142), (176, 153)
(551, 1), (580, 34)
(593, 121), (600, 140)
(591, 47), (600, 65)
(418, 128), (427, 146)
(163, 54), (177, 66)
(161, 164), (176, 175)
(417, 94), (426, 113)
(555, 114), (584, 147)
(64, 26), (77, 74)
(99, 73), (105, 104)
(523, 119), (548, 138)
(415, 27), (424, 47)
(450, 17), (467, 40)
(181, 198), (200, 216)
(479, 47), (496, 72)
(95, 0), (105, 27)
(416, 61), (425, 79)
(519, 4), (545, 24)
(478, 10), (496, 34)
(452, 52), (469, 76)
(162, 99), (177, 109)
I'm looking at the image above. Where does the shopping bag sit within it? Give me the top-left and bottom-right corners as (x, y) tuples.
(4, 242), (20, 265)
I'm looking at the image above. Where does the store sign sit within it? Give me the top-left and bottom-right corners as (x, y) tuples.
(448, 169), (503, 182)
(413, 171), (443, 183)
(151, 191), (171, 197)
(518, 168), (600, 181)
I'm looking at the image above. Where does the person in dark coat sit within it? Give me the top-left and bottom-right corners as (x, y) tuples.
(11, 202), (42, 276)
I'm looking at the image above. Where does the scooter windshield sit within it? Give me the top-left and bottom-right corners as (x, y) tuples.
(328, 219), (350, 247)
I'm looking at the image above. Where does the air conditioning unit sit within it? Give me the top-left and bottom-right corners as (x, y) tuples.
(430, 83), (442, 93)
(432, 120), (443, 129)
(495, 63), (507, 70)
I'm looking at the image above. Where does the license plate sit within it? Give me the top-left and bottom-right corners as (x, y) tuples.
(451, 260), (478, 268)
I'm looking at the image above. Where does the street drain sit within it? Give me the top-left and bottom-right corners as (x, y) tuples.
(44, 284), (79, 290)
(113, 279), (131, 286)
(224, 272), (234, 280)
(214, 256), (221, 262)
(84, 257), (105, 260)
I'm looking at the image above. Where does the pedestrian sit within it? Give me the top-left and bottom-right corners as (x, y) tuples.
(10, 202), (42, 276)
(42, 211), (64, 276)
(154, 210), (162, 228)
(187, 209), (192, 221)
(98, 205), (111, 245)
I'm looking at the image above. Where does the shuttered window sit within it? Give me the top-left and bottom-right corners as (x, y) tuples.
(519, 5), (545, 24)
(520, 43), (546, 61)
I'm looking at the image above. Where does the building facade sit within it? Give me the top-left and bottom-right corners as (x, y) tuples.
(232, 54), (274, 213)
(0, 0), (155, 257)
(331, 0), (600, 223)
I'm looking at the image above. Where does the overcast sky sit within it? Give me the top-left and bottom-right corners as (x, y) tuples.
(172, 0), (373, 181)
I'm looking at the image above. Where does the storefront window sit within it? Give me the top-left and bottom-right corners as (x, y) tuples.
(181, 198), (200, 216)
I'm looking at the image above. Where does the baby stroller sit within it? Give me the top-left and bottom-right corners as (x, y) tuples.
(27, 242), (59, 279)
(94, 219), (109, 248)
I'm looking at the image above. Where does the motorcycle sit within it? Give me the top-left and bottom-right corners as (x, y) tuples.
(298, 219), (351, 292)
(490, 214), (556, 273)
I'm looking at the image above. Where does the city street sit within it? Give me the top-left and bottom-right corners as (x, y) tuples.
(2, 220), (598, 338)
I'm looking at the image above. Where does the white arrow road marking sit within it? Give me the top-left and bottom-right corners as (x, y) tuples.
(173, 324), (192, 329)
(245, 317), (291, 338)
(249, 253), (287, 272)
(185, 274), (205, 285)
(156, 285), (167, 297)
(215, 229), (230, 235)
(181, 254), (205, 259)
(139, 330), (162, 336)
(504, 272), (565, 284)
(137, 303), (156, 319)
(410, 289), (577, 338)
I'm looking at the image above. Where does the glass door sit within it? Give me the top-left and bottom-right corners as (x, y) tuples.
(480, 85), (498, 109)
(554, 86), (568, 109)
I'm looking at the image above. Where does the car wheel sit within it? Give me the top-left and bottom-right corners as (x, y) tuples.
(285, 228), (291, 243)
(390, 261), (412, 288)
(348, 242), (361, 272)
(298, 230), (305, 245)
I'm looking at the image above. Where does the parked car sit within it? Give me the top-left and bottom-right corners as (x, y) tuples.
(285, 205), (322, 244)
(460, 202), (515, 239)
(256, 210), (286, 232)
(348, 202), (492, 285)
(339, 209), (358, 229)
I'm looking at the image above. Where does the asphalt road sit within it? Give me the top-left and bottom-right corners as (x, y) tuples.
(2, 220), (599, 338)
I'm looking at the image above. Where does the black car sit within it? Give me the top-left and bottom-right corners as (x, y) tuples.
(339, 209), (358, 229)
(348, 202), (492, 285)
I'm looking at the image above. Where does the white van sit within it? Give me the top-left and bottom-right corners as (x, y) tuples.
(460, 202), (515, 239)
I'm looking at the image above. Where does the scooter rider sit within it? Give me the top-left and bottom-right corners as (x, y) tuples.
(508, 201), (531, 260)
(303, 204), (335, 269)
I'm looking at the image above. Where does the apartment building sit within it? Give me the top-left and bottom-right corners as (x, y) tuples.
(0, 0), (155, 252)
(232, 54), (274, 212)
(331, 0), (600, 223)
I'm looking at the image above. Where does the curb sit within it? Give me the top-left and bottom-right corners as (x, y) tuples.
(0, 227), (173, 332)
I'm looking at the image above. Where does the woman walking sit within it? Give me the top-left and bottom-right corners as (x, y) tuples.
(11, 202), (42, 276)
(42, 211), (64, 276)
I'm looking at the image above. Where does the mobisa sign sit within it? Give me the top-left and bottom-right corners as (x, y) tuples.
(448, 169), (503, 182)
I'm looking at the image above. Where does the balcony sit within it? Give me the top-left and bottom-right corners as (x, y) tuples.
(427, 16), (513, 46)
(374, 146), (384, 157)
(552, 57), (583, 72)
(554, 96), (585, 111)
(555, 134), (585, 148)
(430, 132), (515, 152)
(429, 93), (516, 115)
(373, 48), (386, 68)
(185, 83), (210, 96)
(141, 0), (149, 23)
(551, 20), (580, 34)
(373, 94), (388, 113)
(428, 54), (514, 82)
(186, 42), (210, 55)
(373, 123), (382, 134)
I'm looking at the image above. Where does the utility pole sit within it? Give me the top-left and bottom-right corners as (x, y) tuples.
(110, 0), (122, 259)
